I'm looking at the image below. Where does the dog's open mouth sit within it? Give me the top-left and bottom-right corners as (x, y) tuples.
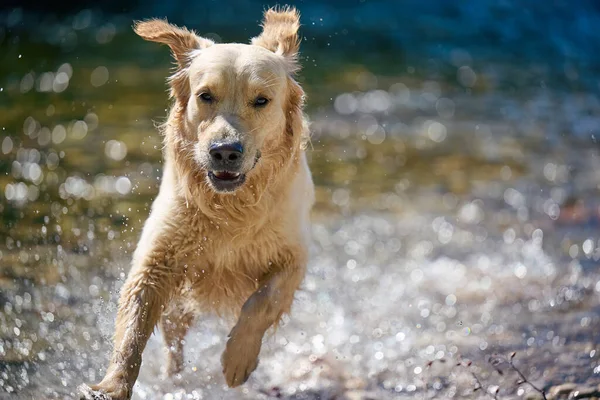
(208, 170), (246, 192)
(213, 171), (241, 180)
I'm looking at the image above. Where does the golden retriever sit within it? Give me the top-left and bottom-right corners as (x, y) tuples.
(80, 7), (313, 399)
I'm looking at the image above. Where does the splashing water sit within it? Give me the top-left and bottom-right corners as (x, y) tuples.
(2, 3), (600, 399)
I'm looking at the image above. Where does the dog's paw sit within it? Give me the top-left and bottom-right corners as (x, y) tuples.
(221, 328), (261, 387)
(78, 381), (130, 400)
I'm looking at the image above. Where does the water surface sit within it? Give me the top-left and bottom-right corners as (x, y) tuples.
(1, 4), (600, 399)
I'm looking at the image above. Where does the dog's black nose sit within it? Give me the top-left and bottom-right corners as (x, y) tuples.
(209, 142), (243, 167)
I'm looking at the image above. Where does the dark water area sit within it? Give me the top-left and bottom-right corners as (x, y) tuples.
(1, 1), (600, 399)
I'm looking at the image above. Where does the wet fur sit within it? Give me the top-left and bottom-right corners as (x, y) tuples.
(81, 7), (314, 399)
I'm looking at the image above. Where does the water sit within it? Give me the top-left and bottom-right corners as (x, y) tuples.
(1, 2), (600, 399)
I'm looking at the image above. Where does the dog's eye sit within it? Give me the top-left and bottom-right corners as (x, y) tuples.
(253, 97), (269, 107)
(199, 92), (213, 103)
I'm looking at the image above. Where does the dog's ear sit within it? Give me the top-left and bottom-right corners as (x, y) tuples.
(251, 7), (301, 71)
(134, 19), (213, 102)
(134, 19), (213, 68)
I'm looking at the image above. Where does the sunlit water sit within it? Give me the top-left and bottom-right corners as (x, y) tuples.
(2, 6), (600, 400)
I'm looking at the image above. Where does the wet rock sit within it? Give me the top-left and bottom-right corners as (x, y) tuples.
(570, 386), (600, 399)
(548, 383), (600, 399)
(525, 393), (546, 400)
(549, 383), (578, 398)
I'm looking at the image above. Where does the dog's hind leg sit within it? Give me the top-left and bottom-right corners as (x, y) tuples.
(160, 299), (195, 376)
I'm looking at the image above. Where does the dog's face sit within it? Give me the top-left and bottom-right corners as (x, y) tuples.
(135, 8), (303, 193)
(185, 45), (288, 192)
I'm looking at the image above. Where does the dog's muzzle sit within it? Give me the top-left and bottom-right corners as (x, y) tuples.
(206, 144), (262, 193)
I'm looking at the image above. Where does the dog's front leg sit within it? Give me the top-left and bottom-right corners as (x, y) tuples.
(83, 260), (178, 400)
(221, 261), (306, 387)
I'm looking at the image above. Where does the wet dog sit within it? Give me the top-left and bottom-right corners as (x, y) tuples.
(80, 7), (313, 399)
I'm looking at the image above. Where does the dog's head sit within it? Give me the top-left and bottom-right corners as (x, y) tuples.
(134, 8), (305, 194)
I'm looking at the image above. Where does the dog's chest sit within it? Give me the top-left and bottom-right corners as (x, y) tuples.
(179, 214), (287, 273)
(176, 220), (290, 314)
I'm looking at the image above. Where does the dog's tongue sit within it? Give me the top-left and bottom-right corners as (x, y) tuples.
(214, 171), (240, 180)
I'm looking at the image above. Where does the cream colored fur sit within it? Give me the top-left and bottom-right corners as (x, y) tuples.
(81, 7), (314, 400)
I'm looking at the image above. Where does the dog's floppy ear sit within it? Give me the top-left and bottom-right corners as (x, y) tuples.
(134, 19), (213, 102)
(134, 19), (213, 68)
(251, 7), (301, 71)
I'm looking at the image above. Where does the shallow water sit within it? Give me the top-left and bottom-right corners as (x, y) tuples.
(2, 4), (600, 400)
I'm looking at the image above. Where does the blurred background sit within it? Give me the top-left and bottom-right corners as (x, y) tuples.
(1, 1), (600, 399)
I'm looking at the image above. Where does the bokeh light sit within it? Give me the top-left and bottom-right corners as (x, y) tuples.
(1, 1), (600, 399)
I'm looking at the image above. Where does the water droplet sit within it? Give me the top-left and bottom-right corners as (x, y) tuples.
(457, 65), (477, 87)
(91, 66), (109, 87)
(115, 176), (132, 195)
(105, 140), (128, 161)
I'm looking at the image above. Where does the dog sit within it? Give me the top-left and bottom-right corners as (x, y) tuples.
(80, 7), (314, 399)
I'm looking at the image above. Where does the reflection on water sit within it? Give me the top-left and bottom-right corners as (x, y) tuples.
(2, 4), (600, 399)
